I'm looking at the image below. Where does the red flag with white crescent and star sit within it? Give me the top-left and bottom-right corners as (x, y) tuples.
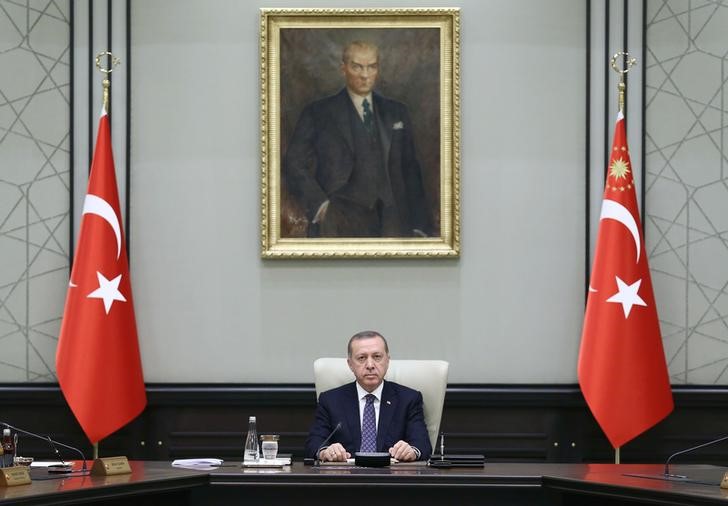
(578, 111), (673, 449)
(56, 107), (146, 444)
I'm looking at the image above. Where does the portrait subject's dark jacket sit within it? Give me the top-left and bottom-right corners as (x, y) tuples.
(285, 88), (431, 236)
(304, 380), (432, 460)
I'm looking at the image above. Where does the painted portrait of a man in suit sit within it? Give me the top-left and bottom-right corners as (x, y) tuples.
(279, 29), (441, 239)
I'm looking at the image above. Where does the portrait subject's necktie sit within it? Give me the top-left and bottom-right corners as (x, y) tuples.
(360, 393), (377, 452)
(362, 98), (374, 134)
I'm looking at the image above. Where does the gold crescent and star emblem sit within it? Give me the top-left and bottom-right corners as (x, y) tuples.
(607, 147), (633, 192)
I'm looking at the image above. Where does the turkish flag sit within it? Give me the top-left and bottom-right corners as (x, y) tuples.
(578, 111), (673, 449)
(56, 109), (146, 444)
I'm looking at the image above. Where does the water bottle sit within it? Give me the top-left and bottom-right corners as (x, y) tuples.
(244, 416), (259, 462)
(1, 429), (14, 468)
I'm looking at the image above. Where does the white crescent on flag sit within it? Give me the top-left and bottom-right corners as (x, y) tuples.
(588, 199), (642, 294)
(599, 199), (641, 263)
(82, 194), (122, 260)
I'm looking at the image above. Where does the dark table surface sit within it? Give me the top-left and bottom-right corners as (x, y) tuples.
(1, 461), (727, 505)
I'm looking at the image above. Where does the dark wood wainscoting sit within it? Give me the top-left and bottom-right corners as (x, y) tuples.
(1, 384), (727, 464)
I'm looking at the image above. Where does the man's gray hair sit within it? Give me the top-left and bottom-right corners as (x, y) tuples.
(347, 330), (389, 357)
(342, 41), (379, 64)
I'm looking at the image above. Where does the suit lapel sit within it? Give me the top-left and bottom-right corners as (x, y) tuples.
(373, 93), (392, 171)
(333, 89), (355, 153)
(344, 382), (361, 450)
(377, 381), (396, 451)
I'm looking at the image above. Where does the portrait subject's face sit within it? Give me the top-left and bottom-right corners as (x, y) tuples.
(341, 46), (379, 96)
(347, 336), (390, 392)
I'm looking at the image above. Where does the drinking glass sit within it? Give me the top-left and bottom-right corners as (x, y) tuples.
(260, 435), (279, 461)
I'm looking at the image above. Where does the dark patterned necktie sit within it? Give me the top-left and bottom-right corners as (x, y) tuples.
(360, 393), (377, 452)
(362, 98), (373, 134)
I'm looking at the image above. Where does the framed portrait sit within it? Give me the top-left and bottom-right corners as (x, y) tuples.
(260, 8), (460, 258)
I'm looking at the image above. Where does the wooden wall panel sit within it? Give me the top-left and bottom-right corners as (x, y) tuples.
(0, 384), (725, 465)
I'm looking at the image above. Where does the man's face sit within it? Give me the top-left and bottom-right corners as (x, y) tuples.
(347, 336), (390, 392)
(341, 47), (379, 97)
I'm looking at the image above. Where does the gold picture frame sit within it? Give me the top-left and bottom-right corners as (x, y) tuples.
(260, 8), (460, 258)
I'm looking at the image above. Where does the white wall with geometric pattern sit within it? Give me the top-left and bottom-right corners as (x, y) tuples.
(645, 0), (728, 384)
(0, 0), (69, 381)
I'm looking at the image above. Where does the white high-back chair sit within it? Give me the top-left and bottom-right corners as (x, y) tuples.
(313, 358), (449, 451)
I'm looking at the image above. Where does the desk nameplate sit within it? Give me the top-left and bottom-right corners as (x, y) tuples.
(91, 456), (131, 476)
(0, 466), (31, 486)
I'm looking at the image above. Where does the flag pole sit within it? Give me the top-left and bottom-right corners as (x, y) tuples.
(92, 52), (119, 463)
(608, 51), (636, 466)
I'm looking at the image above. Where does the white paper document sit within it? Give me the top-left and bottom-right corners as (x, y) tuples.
(171, 458), (224, 470)
(30, 461), (67, 468)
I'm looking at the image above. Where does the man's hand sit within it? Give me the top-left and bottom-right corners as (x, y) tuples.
(319, 442), (350, 462)
(389, 440), (417, 462)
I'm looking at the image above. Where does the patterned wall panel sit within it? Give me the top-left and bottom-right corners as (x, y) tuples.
(0, 0), (70, 381)
(645, 1), (728, 383)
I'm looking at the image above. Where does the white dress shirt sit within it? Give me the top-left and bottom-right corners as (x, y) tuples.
(347, 91), (374, 122)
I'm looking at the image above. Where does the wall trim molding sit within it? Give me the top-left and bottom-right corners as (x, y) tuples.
(2, 383), (725, 405)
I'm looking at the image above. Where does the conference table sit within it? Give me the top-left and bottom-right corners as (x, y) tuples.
(0, 461), (726, 505)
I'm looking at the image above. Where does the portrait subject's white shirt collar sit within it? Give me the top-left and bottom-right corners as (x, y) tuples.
(347, 90), (373, 121)
(356, 380), (384, 428)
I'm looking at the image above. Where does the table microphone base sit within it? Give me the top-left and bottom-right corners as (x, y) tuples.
(47, 464), (73, 474)
(354, 452), (390, 467)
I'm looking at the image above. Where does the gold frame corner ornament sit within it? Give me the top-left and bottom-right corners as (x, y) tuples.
(260, 8), (460, 259)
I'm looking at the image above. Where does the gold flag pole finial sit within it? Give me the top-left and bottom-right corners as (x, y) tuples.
(95, 51), (121, 110)
(610, 52), (637, 113)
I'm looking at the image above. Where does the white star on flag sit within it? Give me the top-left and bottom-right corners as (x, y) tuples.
(87, 271), (127, 314)
(606, 276), (647, 318)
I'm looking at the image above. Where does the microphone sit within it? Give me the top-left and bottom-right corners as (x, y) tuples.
(663, 434), (728, 479)
(428, 433), (452, 468)
(1, 422), (89, 474)
(314, 422), (342, 466)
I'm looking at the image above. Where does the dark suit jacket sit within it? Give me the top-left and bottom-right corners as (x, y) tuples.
(304, 380), (432, 460)
(285, 88), (432, 236)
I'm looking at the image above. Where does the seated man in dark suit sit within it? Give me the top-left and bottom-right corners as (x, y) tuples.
(305, 331), (432, 462)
